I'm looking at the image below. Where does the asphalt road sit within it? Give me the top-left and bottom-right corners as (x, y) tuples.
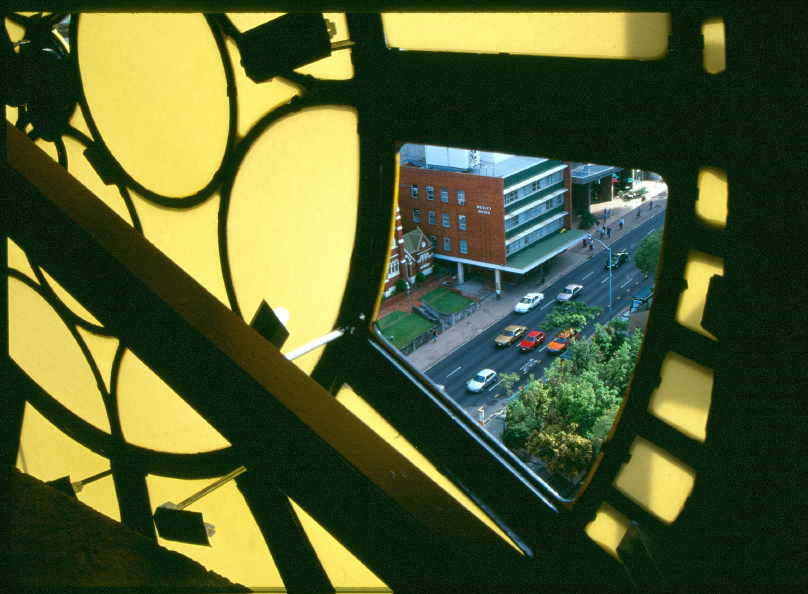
(425, 213), (663, 423)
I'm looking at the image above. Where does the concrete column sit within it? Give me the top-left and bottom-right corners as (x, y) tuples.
(494, 269), (502, 295)
(456, 262), (465, 284)
(602, 176), (614, 202)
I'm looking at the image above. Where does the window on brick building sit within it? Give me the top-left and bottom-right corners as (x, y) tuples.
(428, 211), (435, 225)
(441, 188), (448, 202)
(444, 237), (451, 251)
(458, 190), (465, 205)
(411, 184), (418, 198)
(430, 235), (437, 249)
(426, 186), (434, 201)
(442, 213), (450, 227)
(413, 208), (420, 223)
(460, 240), (468, 254)
(459, 215), (466, 230)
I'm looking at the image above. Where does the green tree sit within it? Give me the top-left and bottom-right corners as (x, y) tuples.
(591, 319), (630, 359)
(502, 378), (551, 451)
(578, 211), (598, 229)
(526, 418), (593, 480)
(540, 301), (603, 336)
(601, 330), (643, 397)
(395, 278), (408, 293)
(498, 371), (520, 396)
(590, 404), (621, 456)
(634, 228), (663, 276)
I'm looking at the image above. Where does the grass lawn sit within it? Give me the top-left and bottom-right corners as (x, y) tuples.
(421, 287), (474, 314)
(376, 311), (435, 349)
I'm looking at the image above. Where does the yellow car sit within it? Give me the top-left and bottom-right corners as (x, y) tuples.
(494, 325), (527, 347)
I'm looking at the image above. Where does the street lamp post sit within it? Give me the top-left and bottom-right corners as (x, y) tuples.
(594, 239), (612, 319)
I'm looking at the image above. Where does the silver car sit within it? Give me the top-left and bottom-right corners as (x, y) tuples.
(467, 369), (497, 393)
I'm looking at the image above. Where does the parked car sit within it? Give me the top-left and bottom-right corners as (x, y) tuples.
(514, 292), (544, 313)
(518, 330), (546, 352)
(556, 284), (583, 302)
(546, 329), (579, 354)
(494, 325), (527, 347)
(467, 368), (497, 393)
(605, 252), (629, 269)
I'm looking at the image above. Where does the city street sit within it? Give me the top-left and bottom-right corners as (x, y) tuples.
(425, 212), (660, 425)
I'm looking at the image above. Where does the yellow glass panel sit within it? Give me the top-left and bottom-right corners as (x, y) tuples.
(613, 436), (696, 525)
(63, 133), (136, 226)
(133, 191), (230, 306)
(648, 352), (713, 442)
(76, 327), (120, 394)
(9, 276), (111, 433)
(146, 474), (281, 588)
(676, 250), (724, 340)
(382, 13), (670, 59)
(17, 403), (120, 522)
(76, 14), (231, 198)
(336, 387), (519, 550)
(116, 348), (231, 454)
(289, 498), (389, 590)
(584, 502), (631, 560)
(40, 267), (104, 328)
(227, 107), (359, 374)
(5, 15), (25, 42)
(696, 166), (728, 227)
(702, 18), (726, 74)
(8, 237), (37, 281)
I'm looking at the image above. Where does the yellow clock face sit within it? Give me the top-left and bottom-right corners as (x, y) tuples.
(7, 9), (742, 593)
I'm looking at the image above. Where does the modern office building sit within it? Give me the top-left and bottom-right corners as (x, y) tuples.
(398, 144), (585, 292)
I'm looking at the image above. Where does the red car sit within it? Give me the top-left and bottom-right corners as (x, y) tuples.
(546, 330), (579, 354)
(518, 330), (546, 352)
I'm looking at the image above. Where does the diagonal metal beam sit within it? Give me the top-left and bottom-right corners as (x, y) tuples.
(4, 121), (527, 592)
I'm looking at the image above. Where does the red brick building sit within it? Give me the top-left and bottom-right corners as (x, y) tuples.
(397, 145), (584, 292)
(382, 205), (434, 298)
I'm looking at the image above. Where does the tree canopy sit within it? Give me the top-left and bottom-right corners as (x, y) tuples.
(502, 320), (643, 481)
(540, 301), (603, 336)
(634, 228), (663, 276)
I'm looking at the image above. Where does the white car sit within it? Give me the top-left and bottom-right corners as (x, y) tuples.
(514, 292), (544, 313)
(467, 369), (497, 393)
(556, 284), (583, 303)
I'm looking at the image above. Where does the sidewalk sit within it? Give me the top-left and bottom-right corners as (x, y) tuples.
(379, 180), (668, 372)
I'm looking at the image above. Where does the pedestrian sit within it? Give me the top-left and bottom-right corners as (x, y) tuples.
(609, 208), (612, 217)
(587, 232), (592, 244)
(600, 227), (605, 239)
(589, 240), (594, 251)
(432, 329), (437, 342)
(619, 218), (624, 229)
(496, 287), (501, 301)
(603, 211), (607, 222)
(607, 227), (611, 238)
(649, 200), (653, 210)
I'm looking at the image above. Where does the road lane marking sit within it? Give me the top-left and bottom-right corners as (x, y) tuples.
(601, 277), (609, 284)
(446, 366), (462, 378)
(582, 271), (594, 280)
(645, 228), (657, 236)
(621, 279), (633, 288)
(541, 301), (554, 310)
(489, 380), (503, 391)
